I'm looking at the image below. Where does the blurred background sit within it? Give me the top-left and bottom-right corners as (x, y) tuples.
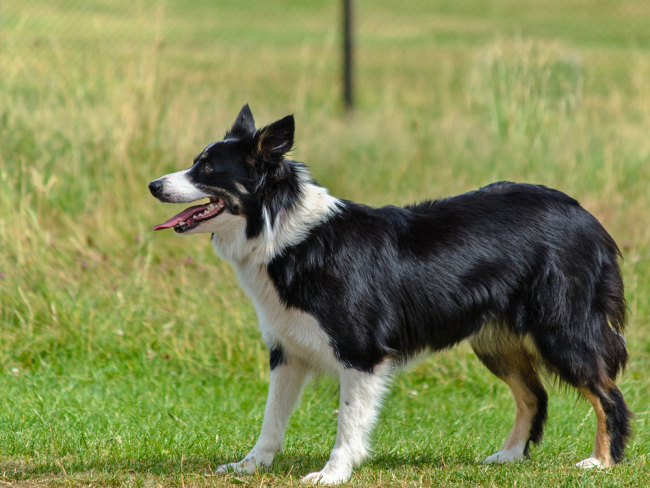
(1, 1), (649, 485)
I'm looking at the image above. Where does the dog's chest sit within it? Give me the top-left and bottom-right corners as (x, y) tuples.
(233, 261), (339, 372)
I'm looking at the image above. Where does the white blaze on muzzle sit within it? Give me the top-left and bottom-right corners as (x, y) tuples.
(154, 169), (211, 203)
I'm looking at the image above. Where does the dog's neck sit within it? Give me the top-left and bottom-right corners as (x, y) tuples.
(212, 165), (342, 266)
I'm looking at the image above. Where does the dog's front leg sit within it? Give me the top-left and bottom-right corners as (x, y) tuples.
(302, 363), (391, 484)
(216, 355), (310, 474)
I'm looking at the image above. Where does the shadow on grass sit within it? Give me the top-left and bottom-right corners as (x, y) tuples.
(275, 450), (475, 474)
(0, 451), (470, 477)
(370, 450), (479, 471)
(2, 457), (216, 478)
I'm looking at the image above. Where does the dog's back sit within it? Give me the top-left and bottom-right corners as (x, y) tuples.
(269, 181), (625, 369)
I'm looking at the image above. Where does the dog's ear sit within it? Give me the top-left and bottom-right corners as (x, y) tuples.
(226, 104), (256, 139)
(253, 114), (294, 172)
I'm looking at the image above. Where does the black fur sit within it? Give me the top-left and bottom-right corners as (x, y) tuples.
(267, 182), (626, 372)
(150, 105), (632, 467)
(186, 111), (301, 239)
(525, 387), (548, 456)
(269, 345), (286, 371)
(264, 177), (631, 461)
(600, 384), (632, 463)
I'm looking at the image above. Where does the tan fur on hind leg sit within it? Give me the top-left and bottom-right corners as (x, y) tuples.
(471, 325), (548, 464)
(576, 390), (613, 469)
(482, 373), (539, 463)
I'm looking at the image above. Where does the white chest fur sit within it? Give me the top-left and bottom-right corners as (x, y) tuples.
(233, 260), (340, 373)
(211, 177), (344, 373)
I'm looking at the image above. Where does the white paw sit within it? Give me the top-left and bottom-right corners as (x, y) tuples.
(482, 449), (525, 464)
(215, 453), (272, 475)
(575, 457), (605, 469)
(215, 460), (256, 475)
(301, 463), (352, 485)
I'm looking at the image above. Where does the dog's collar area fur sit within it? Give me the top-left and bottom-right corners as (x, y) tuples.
(211, 171), (343, 266)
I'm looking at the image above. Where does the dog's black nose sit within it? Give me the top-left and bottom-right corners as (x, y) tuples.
(149, 180), (163, 196)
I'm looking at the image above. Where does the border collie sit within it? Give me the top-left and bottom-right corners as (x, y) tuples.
(149, 105), (630, 484)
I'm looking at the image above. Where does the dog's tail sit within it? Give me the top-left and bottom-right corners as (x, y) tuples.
(597, 234), (628, 380)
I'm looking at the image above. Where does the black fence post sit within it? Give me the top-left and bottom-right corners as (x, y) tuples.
(343, 0), (354, 111)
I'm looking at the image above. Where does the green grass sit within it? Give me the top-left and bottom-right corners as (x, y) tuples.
(1, 0), (650, 486)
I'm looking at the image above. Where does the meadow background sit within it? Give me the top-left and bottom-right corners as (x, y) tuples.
(1, 1), (650, 486)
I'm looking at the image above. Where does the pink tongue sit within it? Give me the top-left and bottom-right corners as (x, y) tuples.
(153, 204), (207, 231)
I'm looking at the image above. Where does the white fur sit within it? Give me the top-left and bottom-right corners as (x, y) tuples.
(201, 141), (220, 154)
(153, 169), (210, 203)
(302, 362), (392, 484)
(259, 177), (342, 262)
(235, 182), (250, 194)
(201, 140), (234, 155)
(229, 251), (391, 484)
(159, 163), (394, 484)
(223, 172), (345, 372)
(159, 164), (342, 265)
(575, 457), (605, 469)
(202, 166), (395, 484)
(233, 260), (342, 373)
(482, 443), (527, 464)
(210, 176), (342, 264)
(216, 357), (311, 474)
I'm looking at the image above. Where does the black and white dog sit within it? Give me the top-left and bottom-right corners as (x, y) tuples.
(149, 105), (631, 484)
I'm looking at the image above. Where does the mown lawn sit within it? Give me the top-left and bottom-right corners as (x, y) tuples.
(1, 1), (649, 486)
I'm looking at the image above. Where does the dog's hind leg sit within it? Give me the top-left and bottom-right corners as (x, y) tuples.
(535, 343), (631, 468)
(527, 321), (631, 467)
(470, 326), (548, 464)
(216, 351), (311, 474)
(575, 380), (630, 468)
(302, 361), (392, 485)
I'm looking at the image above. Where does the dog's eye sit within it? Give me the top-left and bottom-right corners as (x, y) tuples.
(202, 164), (212, 174)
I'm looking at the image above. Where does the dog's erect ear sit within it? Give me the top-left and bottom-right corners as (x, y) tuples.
(226, 104), (256, 139)
(253, 115), (294, 168)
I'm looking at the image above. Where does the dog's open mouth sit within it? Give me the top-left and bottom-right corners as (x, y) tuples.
(153, 198), (226, 233)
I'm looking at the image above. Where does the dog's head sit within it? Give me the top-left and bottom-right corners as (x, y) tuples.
(149, 105), (298, 239)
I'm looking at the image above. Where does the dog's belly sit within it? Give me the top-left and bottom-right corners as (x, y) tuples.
(234, 261), (340, 373)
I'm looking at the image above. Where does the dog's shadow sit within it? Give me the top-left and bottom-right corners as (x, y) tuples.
(272, 450), (475, 474)
(1, 451), (477, 481)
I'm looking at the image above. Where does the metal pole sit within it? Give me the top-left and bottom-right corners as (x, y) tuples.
(343, 0), (354, 111)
